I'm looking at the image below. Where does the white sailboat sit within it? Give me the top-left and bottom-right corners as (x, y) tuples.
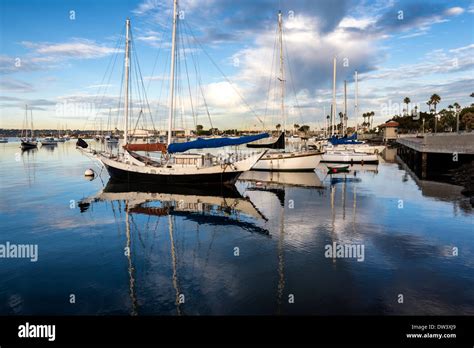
(77, 8), (266, 185)
(41, 137), (58, 146)
(250, 11), (323, 172)
(318, 61), (381, 164)
(20, 105), (38, 149)
(321, 150), (378, 164)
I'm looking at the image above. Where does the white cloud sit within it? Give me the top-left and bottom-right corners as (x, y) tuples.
(338, 16), (375, 30)
(444, 7), (464, 16)
(21, 39), (118, 60)
(0, 78), (35, 92)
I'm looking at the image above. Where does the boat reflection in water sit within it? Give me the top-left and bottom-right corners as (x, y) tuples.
(78, 179), (270, 315)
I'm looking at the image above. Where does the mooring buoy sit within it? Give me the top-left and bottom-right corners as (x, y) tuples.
(84, 168), (95, 177)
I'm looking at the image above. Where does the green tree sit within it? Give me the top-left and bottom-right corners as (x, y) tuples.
(462, 112), (474, 131)
(293, 123), (299, 135)
(429, 94), (441, 114)
(299, 125), (310, 133)
(403, 97), (411, 116)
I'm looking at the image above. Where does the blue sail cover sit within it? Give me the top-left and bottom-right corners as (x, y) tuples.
(167, 133), (269, 153)
(328, 134), (363, 145)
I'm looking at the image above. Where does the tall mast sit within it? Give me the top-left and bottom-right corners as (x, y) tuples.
(24, 104), (28, 139)
(167, 0), (178, 145)
(344, 80), (347, 136)
(124, 18), (131, 146)
(354, 70), (358, 133)
(30, 108), (34, 138)
(332, 56), (337, 136)
(278, 10), (285, 134)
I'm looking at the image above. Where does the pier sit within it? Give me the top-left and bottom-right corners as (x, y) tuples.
(396, 133), (474, 180)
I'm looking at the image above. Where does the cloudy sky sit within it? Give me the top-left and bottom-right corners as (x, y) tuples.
(0, 0), (473, 131)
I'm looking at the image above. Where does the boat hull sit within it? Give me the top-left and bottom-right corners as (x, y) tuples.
(21, 141), (37, 149)
(321, 152), (379, 164)
(336, 144), (385, 154)
(252, 151), (322, 172)
(104, 163), (243, 185)
(97, 150), (265, 185)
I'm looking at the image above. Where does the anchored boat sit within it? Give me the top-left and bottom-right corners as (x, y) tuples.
(321, 150), (379, 164)
(249, 11), (323, 172)
(78, 9), (266, 185)
(20, 105), (38, 150)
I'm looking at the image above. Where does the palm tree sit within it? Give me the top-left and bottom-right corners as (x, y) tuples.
(427, 94), (441, 133)
(403, 97), (411, 116)
(429, 94), (441, 114)
(370, 111), (375, 129)
(453, 102), (461, 133)
(326, 115), (330, 135)
(293, 123), (299, 136)
(276, 123), (281, 132)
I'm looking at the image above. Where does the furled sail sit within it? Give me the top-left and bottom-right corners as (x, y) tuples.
(328, 134), (363, 145)
(123, 143), (167, 153)
(247, 132), (285, 149)
(167, 133), (269, 153)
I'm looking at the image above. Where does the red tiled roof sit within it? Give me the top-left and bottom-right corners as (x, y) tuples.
(379, 121), (399, 128)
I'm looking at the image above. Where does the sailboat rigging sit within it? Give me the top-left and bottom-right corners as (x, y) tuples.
(20, 104), (38, 150)
(250, 11), (323, 172)
(78, 2), (267, 185)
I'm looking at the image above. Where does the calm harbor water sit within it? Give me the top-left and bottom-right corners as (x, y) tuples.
(0, 140), (472, 315)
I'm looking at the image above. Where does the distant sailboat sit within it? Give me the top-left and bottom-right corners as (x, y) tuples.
(77, 10), (266, 185)
(250, 11), (323, 172)
(317, 67), (384, 160)
(20, 105), (38, 150)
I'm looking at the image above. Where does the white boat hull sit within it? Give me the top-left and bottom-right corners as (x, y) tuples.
(321, 151), (379, 164)
(334, 144), (385, 154)
(97, 150), (266, 185)
(252, 151), (322, 171)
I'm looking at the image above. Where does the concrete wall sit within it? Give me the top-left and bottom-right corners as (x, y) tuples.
(397, 133), (474, 154)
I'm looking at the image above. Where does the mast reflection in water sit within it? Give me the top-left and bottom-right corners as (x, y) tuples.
(0, 141), (472, 315)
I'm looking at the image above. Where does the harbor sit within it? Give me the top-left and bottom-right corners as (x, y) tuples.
(0, 139), (472, 315)
(0, 1), (473, 344)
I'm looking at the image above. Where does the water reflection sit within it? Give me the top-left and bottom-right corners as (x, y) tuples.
(0, 141), (472, 315)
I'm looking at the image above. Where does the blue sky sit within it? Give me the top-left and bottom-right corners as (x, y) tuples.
(0, 0), (473, 130)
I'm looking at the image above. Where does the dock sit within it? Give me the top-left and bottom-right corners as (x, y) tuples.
(396, 133), (474, 180)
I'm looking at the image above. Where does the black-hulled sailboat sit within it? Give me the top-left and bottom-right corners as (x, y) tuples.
(78, 4), (267, 185)
(20, 105), (38, 150)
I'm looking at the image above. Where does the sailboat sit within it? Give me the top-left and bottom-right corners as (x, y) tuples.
(56, 124), (66, 142)
(77, 8), (266, 185)
(20, 105), (38, 150)
(318, 67), (384, 162)
(249, 11), (323, 172)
